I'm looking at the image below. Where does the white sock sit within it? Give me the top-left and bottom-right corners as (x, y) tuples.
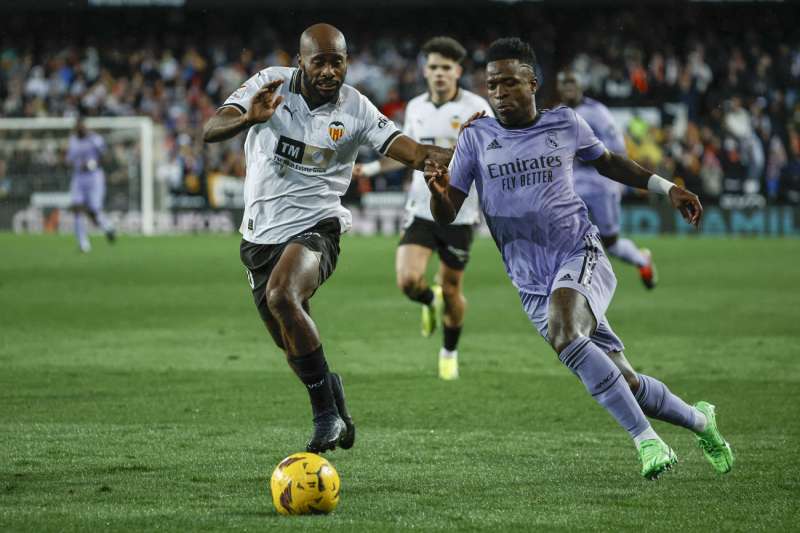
(690, 409), (708, 433)
(607, 238), (648, 267)
(75, 213), (91, 252)
(439, 348), (457, 359)
(633, 426), (661, 449)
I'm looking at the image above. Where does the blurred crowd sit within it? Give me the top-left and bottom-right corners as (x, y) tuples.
(1, 5), (799, 205)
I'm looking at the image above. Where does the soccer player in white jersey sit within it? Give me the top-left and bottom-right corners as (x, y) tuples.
(203, 24), (452, 454)
(354, 37), (493, 380)
(424, 38), (733, 479)
(67, 117), (116, 252)
(557, 70), (657, 289)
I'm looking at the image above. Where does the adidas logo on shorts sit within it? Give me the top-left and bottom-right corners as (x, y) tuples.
(558, 273), (573, 282)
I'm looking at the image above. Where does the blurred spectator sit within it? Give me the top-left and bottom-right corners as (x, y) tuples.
(0, 5), (797, 205)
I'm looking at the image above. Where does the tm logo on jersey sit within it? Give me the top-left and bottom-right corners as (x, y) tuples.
(274, 136), (334, 174)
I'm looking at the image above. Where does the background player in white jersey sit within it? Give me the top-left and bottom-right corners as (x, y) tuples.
(557, 70), (656, 289)
(203, 24), (452, 454)
(354, 37), (493, 380)
(67, 117), (116, 253)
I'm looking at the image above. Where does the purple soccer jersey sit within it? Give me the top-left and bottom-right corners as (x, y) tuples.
(67, 133), (105, 180)
(448, 106), (607, 294)
(572, 97), (626, 197)
(67, 133), (106, 211)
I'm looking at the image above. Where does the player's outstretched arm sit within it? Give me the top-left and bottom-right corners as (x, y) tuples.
(423, 160), (466, 225)
(203, 79), (284, 143)
(590, 151), (703, 227)
(384, 135), (453, 171)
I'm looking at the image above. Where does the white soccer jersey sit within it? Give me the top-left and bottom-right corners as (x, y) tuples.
(222, 66), (402, 244)
(402, 89), (493, 225)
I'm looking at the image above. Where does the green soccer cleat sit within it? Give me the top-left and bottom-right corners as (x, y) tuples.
(638, 439), (678, 480)
(421, 284), (443, 338)
(693, 401), (734, 474)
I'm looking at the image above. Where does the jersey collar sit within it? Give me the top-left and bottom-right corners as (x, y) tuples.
(289, 69), (302, 94)
(426, 87), (461, 109)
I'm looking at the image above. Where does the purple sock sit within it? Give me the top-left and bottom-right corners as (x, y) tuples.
(635, 374), (698, 431)
(74, 213), (89, 250)
(559, 337), (651, 438)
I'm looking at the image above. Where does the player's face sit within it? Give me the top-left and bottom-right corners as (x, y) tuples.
(557, 72), (581, 107)
(423, 53), (462, 95)
(75, 119), (87, 137)
(486, 59), (538, 126)
(300, 51), (347, 103)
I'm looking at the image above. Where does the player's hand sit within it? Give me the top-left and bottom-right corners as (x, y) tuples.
(246, 79), (284, 126)
(424, 159), (449, 197)
(669, 186), (703, 228)
(459, 110), (487, 134)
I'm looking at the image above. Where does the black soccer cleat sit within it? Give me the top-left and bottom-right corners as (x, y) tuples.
(329, 373), (356, 450)
(305, 411), (346, 454)
(105, 229), (116, 244)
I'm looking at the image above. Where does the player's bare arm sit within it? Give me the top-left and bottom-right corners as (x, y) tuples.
(385, 135), (453, 171)
(202, 79), (285, 143)
(590, 150), (703, 227)
(423, 159), (466, 224)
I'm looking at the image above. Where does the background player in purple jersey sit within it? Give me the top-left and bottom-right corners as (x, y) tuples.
(557, 70), (657, 289)
(425, 38), (733, 479)
(67, 117), (116, 252)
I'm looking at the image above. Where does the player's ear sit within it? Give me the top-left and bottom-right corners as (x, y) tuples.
(455, 64), (463, 78)
(530, 75), (539, 94)
(296, 54), (303, 69)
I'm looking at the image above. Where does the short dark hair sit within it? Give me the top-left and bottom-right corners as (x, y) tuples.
(421, 36), (467, 63)
(487, 38), (537, 69)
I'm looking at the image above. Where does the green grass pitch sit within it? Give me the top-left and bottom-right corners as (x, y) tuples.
(1, 233), (798, 531)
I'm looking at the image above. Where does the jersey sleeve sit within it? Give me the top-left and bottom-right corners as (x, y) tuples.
(448, 129), (477, 196)
(66, 138), (77, 164)
(401, 102), (415, 139)
(357, 94), (402, 155)
(93, 134), (106, 155)
(574, 110), (607, 162)
(599, 110), (626, 154)
(221, 69), (277, 114)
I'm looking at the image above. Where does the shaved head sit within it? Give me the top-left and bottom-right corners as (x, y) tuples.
(300, 23), (347, 57)
(297, 23), (349, 107)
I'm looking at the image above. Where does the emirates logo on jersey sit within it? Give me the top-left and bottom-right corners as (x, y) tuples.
(328, 121), (345, 142)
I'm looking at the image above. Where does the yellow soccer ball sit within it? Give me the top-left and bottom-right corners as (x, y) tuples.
(270, 452), (340, 515)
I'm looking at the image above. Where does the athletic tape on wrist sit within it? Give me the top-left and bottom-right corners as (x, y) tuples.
(647, 174), (674, 195)
(361, 160), (381, 177)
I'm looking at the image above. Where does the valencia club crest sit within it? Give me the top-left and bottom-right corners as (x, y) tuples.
(328, 121), (345, 142)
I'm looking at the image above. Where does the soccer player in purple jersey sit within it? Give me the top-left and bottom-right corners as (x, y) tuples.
(67, 117), (115, 252)
(557, 70), (657, 289)
(424, 38), (733, 479)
